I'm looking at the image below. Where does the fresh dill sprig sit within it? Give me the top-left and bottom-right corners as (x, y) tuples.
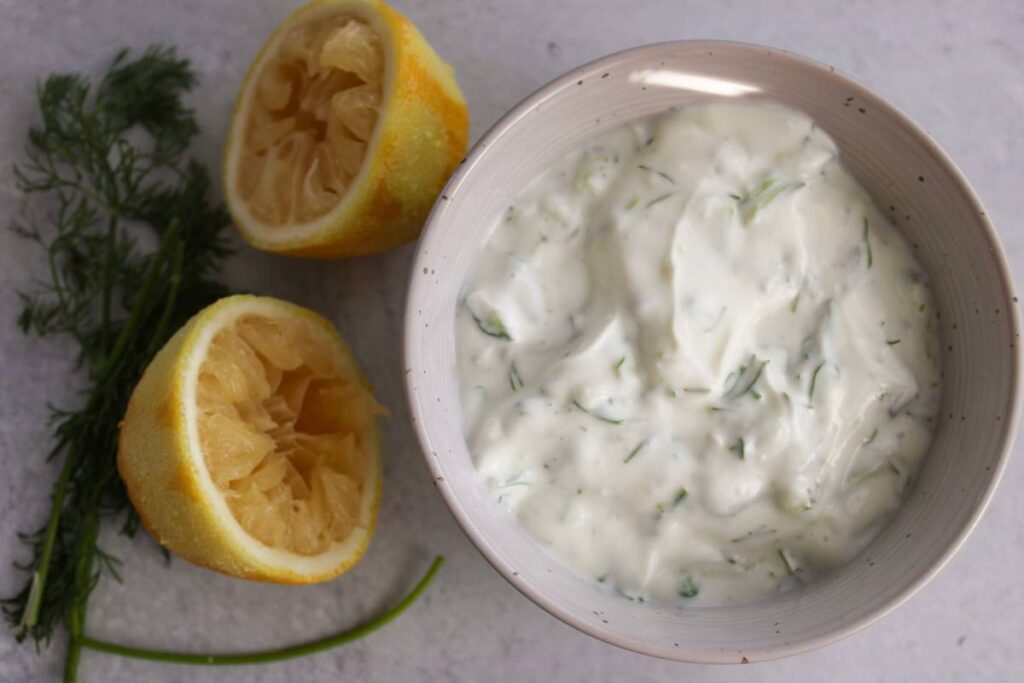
(4, 45), (446, 682)
(2, 46), (231, 680)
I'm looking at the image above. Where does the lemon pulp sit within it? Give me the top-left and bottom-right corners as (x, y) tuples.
(197, 313), (381, 555)
(237, 13), (383, 226)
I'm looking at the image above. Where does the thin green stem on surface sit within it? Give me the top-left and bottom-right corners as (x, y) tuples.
(78, 557), (445, 667)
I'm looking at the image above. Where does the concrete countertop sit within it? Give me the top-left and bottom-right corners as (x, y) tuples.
(1, 0), (1021, 680)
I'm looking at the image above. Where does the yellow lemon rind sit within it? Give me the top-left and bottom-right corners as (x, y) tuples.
(117, 294), (381, 584)
(223, 0), (469, 258)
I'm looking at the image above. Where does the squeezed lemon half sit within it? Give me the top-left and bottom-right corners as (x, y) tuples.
(118, 295), (384, 583)
(223, 0), (469, 257)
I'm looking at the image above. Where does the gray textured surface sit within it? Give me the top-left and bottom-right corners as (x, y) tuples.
(0, 0), (1021, 681)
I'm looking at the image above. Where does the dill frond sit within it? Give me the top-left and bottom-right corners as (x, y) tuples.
(1, 45), (231, 679)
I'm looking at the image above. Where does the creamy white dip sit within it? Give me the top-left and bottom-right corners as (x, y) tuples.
(455, 101), (941, 605)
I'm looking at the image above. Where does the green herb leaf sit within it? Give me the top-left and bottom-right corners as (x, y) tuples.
(624, 440), (647, 463)
(508, 361), (524, 391)
(572, 398), (624, 424)
(808, 361), (825, 401)
(730, 437), (746, 460)
(659, 488), (690, 515)
(637, 164), (675, 184)
(472, 312), (511, 341)
(886, 339), (901, 346)
(863, 217), (873, 268)
(722, 355), (767, 401)
(678, 576), (700, 599)
(673, 488), (689, 507)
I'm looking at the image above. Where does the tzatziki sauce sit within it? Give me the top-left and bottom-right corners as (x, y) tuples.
(455, 101), (941, 605)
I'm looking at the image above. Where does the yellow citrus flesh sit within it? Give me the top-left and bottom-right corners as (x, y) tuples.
(224, 0), (470, 258)
(118, 295), (383, 583)
(236, 15), (382, 226)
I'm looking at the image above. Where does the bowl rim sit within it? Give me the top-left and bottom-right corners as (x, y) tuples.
(403, 38), (1022, 663)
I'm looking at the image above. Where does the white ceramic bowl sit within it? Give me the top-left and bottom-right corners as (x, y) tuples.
(403, 41), (1021, 663)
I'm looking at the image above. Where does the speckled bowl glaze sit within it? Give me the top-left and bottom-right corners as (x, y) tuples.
(403, 41), (1021, 663)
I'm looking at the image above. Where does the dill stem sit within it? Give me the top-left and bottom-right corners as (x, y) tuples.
(18, 444), (76, 637)
(65, 509), (99, 683)
(45, 231), (88, 354)
(96, 218), (180, 385)
(77, 557), (445, 667)
(21, 220), (180, 644)
(64, 632), (83, 683)
(99, 212), (119, 355)
(145, 240), (184, 357)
